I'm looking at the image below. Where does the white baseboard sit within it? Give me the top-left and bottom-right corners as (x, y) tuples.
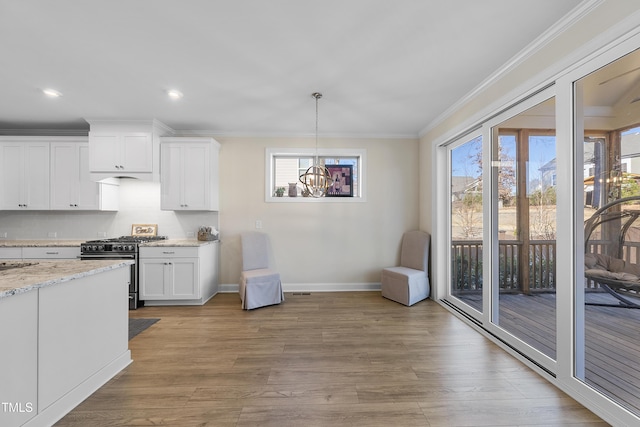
(143, 292), (218, 306)
(219, 282), (381, 293)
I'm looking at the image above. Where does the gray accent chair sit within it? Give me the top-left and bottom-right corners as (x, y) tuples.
(239, 231), (284, 310)
(381, 230), (430, 306)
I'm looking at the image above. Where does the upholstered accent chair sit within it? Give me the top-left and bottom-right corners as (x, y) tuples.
(239, 231), (284, 310)
(381, 230), (430, 306)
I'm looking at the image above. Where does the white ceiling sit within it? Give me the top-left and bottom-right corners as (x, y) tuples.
(0, 0), (584, 137)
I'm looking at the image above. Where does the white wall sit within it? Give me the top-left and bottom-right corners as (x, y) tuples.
(216, 136), (419, 286)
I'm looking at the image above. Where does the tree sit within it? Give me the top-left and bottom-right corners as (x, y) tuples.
(473, 144), (516, 206)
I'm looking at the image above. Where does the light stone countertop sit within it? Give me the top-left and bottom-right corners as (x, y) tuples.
(140, 239), (219, 247)
(0, 240), (85, 247)
(0, 239), (219, 248)
(0, 259), (134, 299)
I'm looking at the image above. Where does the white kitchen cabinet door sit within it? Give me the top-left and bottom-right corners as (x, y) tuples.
(51, 142), (104, 210)
(51, 142), (118, 210)
(77, 144), (101, 208)
(160, 144), (183, 209)
(139, 257), (199, 300)
(182, 144), (210, 209)
(0, 141), (49, 210)
(170, 259), (199, 298)
(160, 137), (219, 211)
(89, 132), (152, 173)
(50, 143), (77, 209)
(139, 259), (168, 298)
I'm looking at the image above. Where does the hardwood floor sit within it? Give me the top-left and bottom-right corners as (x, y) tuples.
(55, 292), (607, 426)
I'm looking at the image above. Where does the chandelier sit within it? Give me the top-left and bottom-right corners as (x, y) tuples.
(299, 92), (332, 197)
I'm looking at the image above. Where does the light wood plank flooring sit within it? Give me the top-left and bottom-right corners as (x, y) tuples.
(55, 292), (606, 426)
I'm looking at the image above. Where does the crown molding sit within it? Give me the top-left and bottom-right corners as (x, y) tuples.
(0, 128), (88, 136)
(170, 129), (419, 140)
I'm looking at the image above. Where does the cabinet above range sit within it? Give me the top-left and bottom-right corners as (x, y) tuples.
(86, 119), (173, 182)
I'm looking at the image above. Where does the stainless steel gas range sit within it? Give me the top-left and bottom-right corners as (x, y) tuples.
(80, 235), (168, 309)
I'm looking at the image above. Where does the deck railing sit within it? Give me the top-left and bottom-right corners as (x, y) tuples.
(452, 239), (640, 292)
(452, 239), (556, 293)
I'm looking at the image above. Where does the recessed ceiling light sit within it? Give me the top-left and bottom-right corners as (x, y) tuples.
(167, 89), (183, 100)
(42, 88), (62, 98)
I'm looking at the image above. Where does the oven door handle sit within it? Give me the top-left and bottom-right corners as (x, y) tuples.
(80, 254), (136, 260)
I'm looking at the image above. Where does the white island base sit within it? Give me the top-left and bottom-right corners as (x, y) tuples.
(0, 261), (132, 427)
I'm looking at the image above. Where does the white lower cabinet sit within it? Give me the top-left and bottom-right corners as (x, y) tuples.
(0, 247), (23, 259)
(0, 291), (38, 427)
(1, 246), (80, 260)
(22, 246), (80, 260)
(139, 257), (198, 299)
(139, 243), (218, 305)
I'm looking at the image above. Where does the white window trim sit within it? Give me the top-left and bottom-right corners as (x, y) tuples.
(265, 147), (367, 202)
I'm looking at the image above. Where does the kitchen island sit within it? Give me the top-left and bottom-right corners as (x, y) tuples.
(0, 259), (133, 427)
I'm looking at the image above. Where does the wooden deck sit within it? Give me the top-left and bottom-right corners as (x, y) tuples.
(458, 291), (640, 415)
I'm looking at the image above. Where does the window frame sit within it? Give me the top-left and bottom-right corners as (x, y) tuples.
(265, 147), (367, 202)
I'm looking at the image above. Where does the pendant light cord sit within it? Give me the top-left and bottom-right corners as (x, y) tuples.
(313, 92), (322, 164)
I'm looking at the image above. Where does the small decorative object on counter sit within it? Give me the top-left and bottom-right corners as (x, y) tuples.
(197, 226), (219, 241)
(275, 187), (285, 197)
(288, 182), (298, 197)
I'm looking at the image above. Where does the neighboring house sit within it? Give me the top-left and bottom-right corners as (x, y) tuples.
(451, 175), (482, 202)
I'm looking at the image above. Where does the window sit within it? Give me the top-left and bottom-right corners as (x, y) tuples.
(266, 148), (366, 202)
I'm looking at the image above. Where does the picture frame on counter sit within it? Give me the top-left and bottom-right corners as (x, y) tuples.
(131, 223), (158, 237)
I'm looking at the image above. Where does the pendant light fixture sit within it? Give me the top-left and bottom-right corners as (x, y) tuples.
(299, 92), (332, 197)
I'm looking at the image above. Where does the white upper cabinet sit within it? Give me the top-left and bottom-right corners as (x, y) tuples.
(0, 140), (50, 210)
(50, 140), (118, 211)
(86, 119), (172, 181)
(89, 132), (153, 173)
(160, 137), (220, 211)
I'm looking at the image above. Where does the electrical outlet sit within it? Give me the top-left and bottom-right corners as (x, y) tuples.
(48, 232), (57, 238)
(187, 231), (195, 238)
(97, 231), (107, 238)
(255, 220), (262, 229)
(0, 232), (7, 238)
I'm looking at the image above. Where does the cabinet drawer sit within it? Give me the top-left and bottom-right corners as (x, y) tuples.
(0, 247), (23, 259)
(139, 246), (199, 258)
(22, 247), (80, 259)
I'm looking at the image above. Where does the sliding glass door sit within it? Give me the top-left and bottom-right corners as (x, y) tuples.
(574, 47), (640, 416)
(490, 97), (557, 362)
(446, 91), (558, 371)
(450, 135), (484, 314)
